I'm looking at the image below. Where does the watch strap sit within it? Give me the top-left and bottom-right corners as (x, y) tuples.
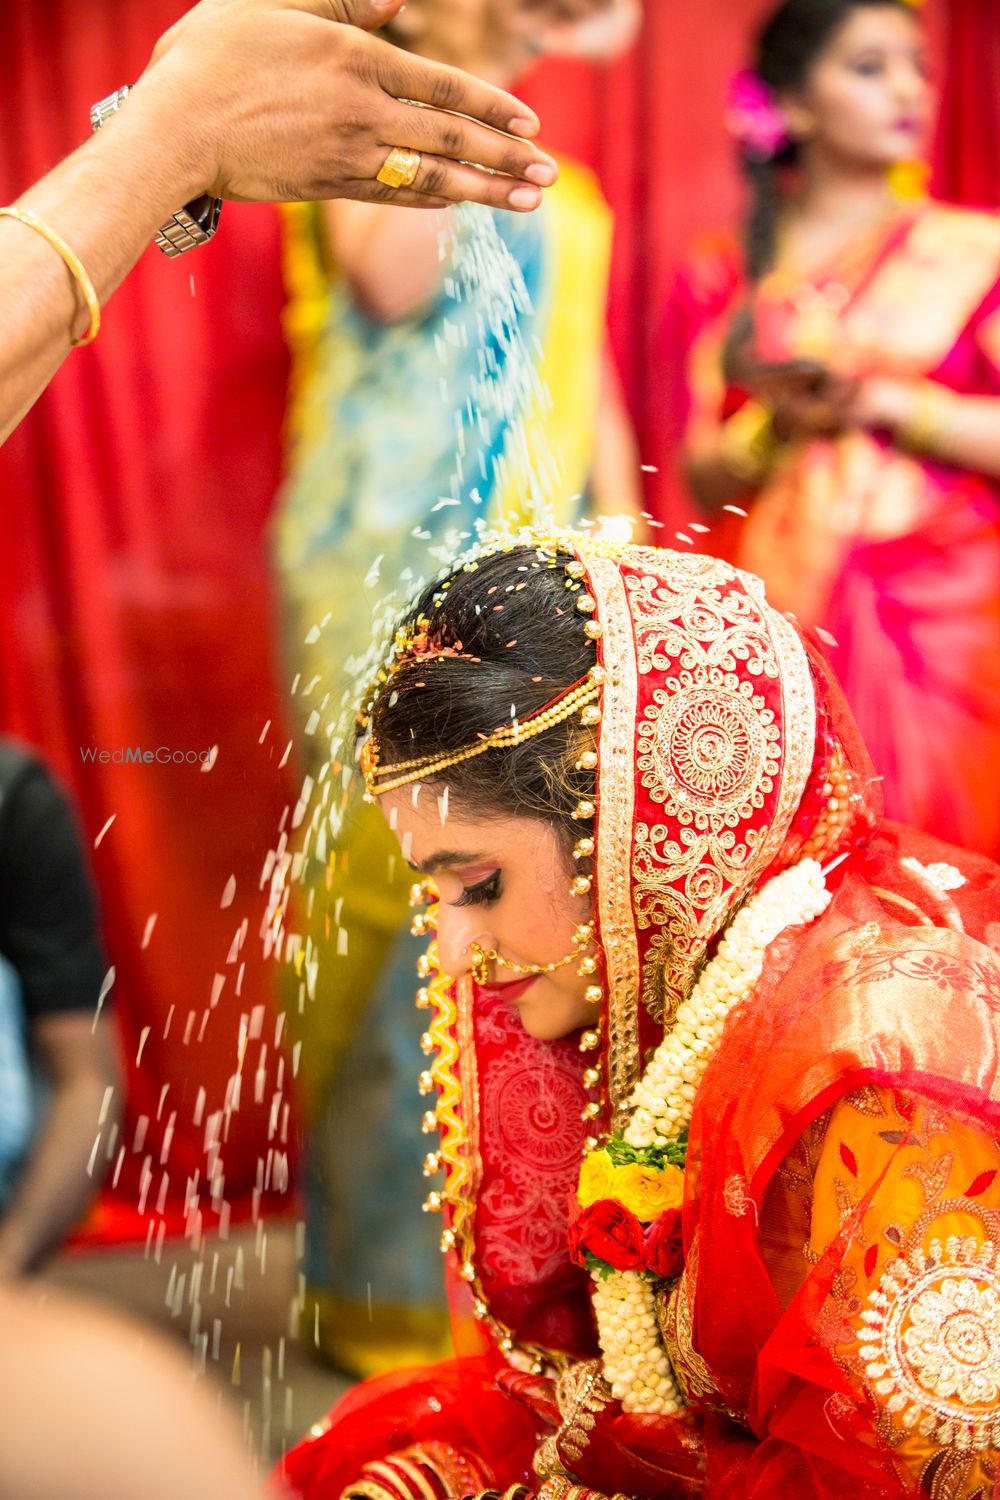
(153, 194), (223, 258)
(90, 85), (133, 132)
(89, 85), (222, 257)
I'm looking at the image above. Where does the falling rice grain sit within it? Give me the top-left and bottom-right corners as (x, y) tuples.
(94, 814), (116, 849)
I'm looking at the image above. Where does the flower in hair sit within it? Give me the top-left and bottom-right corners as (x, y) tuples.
(725, 69), (790, 162)
(391, 615), (480, 672)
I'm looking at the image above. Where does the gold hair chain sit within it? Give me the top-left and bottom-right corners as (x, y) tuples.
(362, 666), (604, 799)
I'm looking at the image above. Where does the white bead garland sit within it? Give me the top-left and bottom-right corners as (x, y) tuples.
(625, 859), (830, 1151)
(591, 1271), (682, 1415)
(591, 859), (831, 1414)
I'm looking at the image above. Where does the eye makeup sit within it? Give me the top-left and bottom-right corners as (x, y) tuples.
(452, 869), (502, 908)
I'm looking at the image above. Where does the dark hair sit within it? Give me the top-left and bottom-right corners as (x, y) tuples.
(365, 545), (596, 850)
(743, 0), (915, 279)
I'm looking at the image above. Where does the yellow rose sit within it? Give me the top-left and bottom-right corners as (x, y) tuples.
(612, 1162), (685, 1222)
(577, 1149), (617, 1207)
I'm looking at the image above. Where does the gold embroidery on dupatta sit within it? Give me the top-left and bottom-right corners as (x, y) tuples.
(747, 581), (816, 871)
(659, 1231), (750, 1425)
(581, 550), (642, 1121)
(617, 555), (814, 1022)
(533, 1359), (612, 1480)
(859, 1238), (1000, 1451)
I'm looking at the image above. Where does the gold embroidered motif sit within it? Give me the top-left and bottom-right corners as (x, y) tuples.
(535, 1359), (611, 1472)
(920, 1446), (983, 1500)
(723, 1174), (755, 1219)
(593, 554), (815, 1028)
(531, 1437), (570, 1484)
(638, 681), (780, 818)
(859, 1238), (1000, 1449)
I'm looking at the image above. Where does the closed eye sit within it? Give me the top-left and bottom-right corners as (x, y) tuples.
(453, 870), (502, 908)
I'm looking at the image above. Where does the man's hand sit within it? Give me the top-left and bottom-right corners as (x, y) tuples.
(132, 0), (559, 212)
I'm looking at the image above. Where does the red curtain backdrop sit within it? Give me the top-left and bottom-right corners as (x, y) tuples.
(0, 0), (296, 1243)
(0, 0), (987, 1244)
(934, 0), (1000, 207)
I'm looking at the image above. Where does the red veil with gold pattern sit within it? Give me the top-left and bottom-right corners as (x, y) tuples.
(282, 540), (1000, 1500)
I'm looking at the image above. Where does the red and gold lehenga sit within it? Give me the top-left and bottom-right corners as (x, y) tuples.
(282, 539), (1000, 1500)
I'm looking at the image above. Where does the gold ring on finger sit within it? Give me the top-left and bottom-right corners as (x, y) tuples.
(376, 147), (422, 190)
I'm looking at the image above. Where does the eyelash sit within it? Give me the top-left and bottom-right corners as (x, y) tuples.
(453, 871), (502, 908)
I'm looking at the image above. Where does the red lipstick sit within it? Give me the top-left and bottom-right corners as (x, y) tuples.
(481, 974), (538, 1004)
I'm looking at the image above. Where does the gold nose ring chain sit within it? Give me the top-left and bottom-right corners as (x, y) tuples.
(469, 922), (595, 987)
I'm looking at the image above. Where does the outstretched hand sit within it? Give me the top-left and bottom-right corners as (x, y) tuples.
(134, 0), (558, 212)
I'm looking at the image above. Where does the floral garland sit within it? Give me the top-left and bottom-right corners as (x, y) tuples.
(570, 858), (831, 1414)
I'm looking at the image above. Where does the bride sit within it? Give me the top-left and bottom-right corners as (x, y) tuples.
(282, 531), (1000, 1499)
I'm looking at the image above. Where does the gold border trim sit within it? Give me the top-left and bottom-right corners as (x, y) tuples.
(455, 974), (484, 1233)
(743, 575), (816, 869)
(428, 954), (568, 1374)
(581, 550), (641, 1121)
(429, 951), (473, 1239)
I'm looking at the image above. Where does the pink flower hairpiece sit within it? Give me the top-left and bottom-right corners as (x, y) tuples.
(390, 615), (480, 672)
(725, 69), (791, 162)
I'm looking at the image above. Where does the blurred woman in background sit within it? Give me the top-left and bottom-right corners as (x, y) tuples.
(681, 0), (1000, 857)
(272, 0), (641, 1380)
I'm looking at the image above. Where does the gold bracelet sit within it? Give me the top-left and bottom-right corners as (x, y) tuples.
(899, 379), (956, 460)
(719, 399), (778, 484)
(0, 205), (101, 347)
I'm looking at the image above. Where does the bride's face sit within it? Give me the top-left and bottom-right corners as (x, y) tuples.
(381, 786), (598, 1042)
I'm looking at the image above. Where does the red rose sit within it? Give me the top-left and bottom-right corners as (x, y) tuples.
(566, 1191), (586, 1268)
(571, 1198), (646, 1272)
(644, 1208), (684, 1280)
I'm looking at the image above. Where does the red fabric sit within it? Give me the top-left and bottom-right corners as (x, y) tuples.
(0, 0), (295, 1240)
(464, 986), (597, 1358)
(934, 0), (1000, 209)
(280, 1357), (538, 1497)
(685, 826), (1000, 1498)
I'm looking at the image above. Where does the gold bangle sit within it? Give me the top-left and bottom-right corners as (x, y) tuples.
(899, 380), (956, 459)
(0, 205), (101, 347)
(719, 399), (777, 483)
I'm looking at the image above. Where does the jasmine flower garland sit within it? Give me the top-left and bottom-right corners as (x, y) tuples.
(583, 858), (831, 1414)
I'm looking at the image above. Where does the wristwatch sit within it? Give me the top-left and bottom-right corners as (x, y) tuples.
(89, 85), (223, 257)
